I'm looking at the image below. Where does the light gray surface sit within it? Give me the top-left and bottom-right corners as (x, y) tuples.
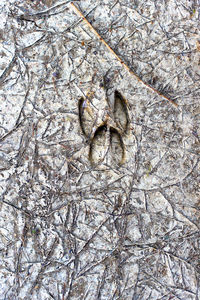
(0, 0), (199, 299)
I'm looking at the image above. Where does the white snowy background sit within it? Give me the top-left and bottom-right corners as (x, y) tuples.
(0, 0), (199, 299)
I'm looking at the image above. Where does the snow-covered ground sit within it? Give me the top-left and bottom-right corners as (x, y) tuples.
(0, 1), (199, 299)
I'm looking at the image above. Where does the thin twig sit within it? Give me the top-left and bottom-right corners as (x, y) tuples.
(71, 2), (178, 108)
